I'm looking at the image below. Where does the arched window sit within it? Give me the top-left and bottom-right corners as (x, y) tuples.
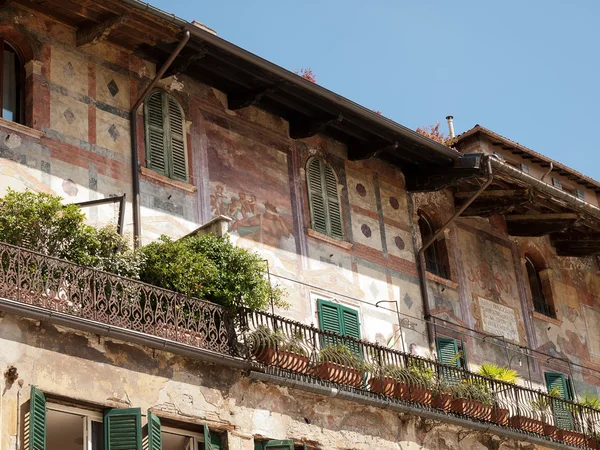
(525, 256), (554, 317)
(306, 157), (344, 239)
(1, 38), (24, 124)
(418, 212), (450, 279)
(144, 89), (188, 181)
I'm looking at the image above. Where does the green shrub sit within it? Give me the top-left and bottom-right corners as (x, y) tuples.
(139, 233), (287, 311)
(0, 189), (142, 278)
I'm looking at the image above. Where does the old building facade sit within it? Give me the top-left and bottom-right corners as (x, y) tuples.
(1, 0), (600, 449)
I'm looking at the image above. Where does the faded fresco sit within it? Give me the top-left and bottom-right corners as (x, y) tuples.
(206, 127), (297, 276)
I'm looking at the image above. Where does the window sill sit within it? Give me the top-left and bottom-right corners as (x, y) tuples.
(0, 117), (44, 139)
(426, 271), (458, 290)
(139, 167), (197, 194)
(532, 311), (562, 326)
(306, 228), (353, 250)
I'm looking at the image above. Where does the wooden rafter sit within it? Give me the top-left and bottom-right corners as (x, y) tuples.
(289, 113), (343, 139)
(506, 213), (580, 237)
(77, 14), (129, 48)
(454, 189), (531, 217)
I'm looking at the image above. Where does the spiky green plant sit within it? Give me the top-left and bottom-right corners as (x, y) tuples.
(477, 363), (520, 384)
(579, 393), (600, 409)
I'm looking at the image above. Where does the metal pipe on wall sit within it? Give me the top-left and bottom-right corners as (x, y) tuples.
(417, 156), (495, 351)
(130, 31), (190, 246)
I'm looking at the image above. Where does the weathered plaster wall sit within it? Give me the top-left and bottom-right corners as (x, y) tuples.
(413, 134), (600, 394)
(0, 313), (550, 450)
(0, 4), (197, 240)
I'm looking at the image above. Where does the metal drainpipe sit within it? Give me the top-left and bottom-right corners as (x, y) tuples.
(130, 31), (190, 246)
(417, 155), (495, 351)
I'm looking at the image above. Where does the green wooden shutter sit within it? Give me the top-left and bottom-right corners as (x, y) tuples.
(104, 408), (142, 450)
(204, 422), (221, 450)
(29, 386), (46, 450)
(307, 158), (327, 235)
(145, 90), (167, 175)
(318, 299), (342, 347)
(324, 165), (343, 239)
(340, 307), (360, 339)
(340, 306), (361, 357)
(167, 96), (187, 181)
(436, 338), (460, 366)
(147, 411), (161, 450)
(264, 440), (294, 450)
(545, 372), (574, 430)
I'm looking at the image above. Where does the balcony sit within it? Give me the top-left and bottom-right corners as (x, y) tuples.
(1, 242), (599, 448)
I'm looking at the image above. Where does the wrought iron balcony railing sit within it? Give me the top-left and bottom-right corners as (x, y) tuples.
(1, 241), (600, 448)
(241, 310), (600, 448)
(0, 242), (232, 354)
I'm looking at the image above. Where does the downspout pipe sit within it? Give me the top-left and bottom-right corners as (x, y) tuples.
(130, 31), (190, 246)
(418, 155), (495, 350)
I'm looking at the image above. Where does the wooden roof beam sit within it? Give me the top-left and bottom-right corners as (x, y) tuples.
(506, 213), (580, 237)
(289, 113), (343, 139)
(77, 14), (129, 48)
(348, 141), (398, 161)
(455, 189), (531, 217)
(228, 83), (283, 111)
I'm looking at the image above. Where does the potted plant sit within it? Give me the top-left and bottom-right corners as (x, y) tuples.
(450, 380), (494, 421)
(313, 344), (366, 387)
(477, 363), (520, 425)
(368, 363), (400, 396)
(248, 326), (309, 373)
(509, 393), (551, 435)
(579, 393), (600, 448)
(432, 382), (454, 412)
(401, 359), (436, 405)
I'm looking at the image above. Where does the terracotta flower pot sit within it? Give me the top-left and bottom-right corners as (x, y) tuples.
(587, 437), (600, 449)
(432, 393), (452, 412)
(471, 401), (492, 421)
(509, 415), (544, 434)
(369, 376), (397, 396)
(556, 429), (585, 446)
(491, 407), (509, 426)
(543, 424), (557, 440)
(409, 386), (433, 406)
(277, 350), (309, 374)
(313, 362), (364, 387)
(450, 398), (474, 416)
(253, 347), (278, 365)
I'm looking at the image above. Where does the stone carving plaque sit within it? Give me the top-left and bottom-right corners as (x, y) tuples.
(477, 296), (519, 342)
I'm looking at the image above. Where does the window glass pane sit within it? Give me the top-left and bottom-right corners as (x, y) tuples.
(47, 409), (84, 450)
(162, 431), (190, 450)
(91, 420), (104, 450)
(2, 46), (18, 122)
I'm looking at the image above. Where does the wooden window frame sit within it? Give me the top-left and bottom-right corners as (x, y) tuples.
(0, 37), (25, 124)
(525, 256), (555, 318)
(418, 212), (451, 280)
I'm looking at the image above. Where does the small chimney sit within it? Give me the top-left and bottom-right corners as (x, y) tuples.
(446, 115), (455, 138)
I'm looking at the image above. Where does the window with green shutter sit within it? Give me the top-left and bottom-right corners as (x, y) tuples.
(317, 299), (361, 355)
(436, 337), (466, 384)
(103, 407), (142, 450)
(306, 158), (344, 240)
(255, 440), (295, 450)
(545, 372), (574, 430)
(29, 386), (46, 450)
(144, 89), (188, 181)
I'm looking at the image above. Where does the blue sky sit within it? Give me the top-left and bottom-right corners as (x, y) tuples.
(151, 0), (600, 180)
